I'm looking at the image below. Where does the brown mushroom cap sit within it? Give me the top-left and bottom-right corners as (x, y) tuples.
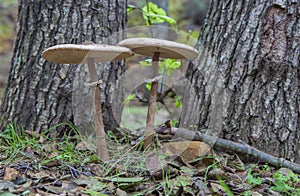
(118, 38), (199, 59)
(42, 44), (134, 64)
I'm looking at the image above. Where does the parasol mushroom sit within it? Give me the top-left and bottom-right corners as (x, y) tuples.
(118, 37), (199, 148)
(42, 42), (133, 161)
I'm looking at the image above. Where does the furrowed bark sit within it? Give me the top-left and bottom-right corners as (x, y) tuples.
(0, 0), (127, 135)
(180, 0), (300, 162)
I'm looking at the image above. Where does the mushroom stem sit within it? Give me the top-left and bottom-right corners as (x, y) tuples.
(144, 52), (160, 148)
(87, 58), (110, 161)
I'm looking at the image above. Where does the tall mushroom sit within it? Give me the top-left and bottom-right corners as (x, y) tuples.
(118, 38), (199, 148)
(42, 43), (133, 161)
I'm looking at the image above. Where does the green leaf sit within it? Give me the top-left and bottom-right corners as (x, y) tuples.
(246, 169), (262, 186)
(170, 119), (179, 127)
(270, 170), (299, 194)
(144, 14), (177, 25)
(0, 191), (18, 196)
(82, 190), (107, 196)
(139, 59), (152, 66)
(127, 4), (136, 13)
(142, 2), (176, 25)
(83, 155), (100, 164)
(288, 171), (299, 183)
(123, 93), (136, 105)
(174, 96), (182, 108)
(163, 59), (181, 76)
(157, 59), (182, 76)
(145, 82), (152, 91)
(271, 180), (294, 193)
(104, 177), (144, 183)
(216, 175), (234, 196)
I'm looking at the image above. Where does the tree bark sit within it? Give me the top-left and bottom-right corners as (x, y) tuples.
(0, 0), (127, 134)
(180, 0), (300, 162)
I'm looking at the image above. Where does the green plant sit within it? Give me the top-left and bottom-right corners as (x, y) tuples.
(140, 58), (183, 108)
(0, 123), (42, 163)
(270, 170), (300, 195)
(140, 58), (182, 76)
(216, 175), (234, 196)
(127, 1), (176, 27)
(262, 163), (271, 172)
(170, 119), (179, 127)
(55, 136), (81, 164)
(202, 150), (218, 182)
(123, 93), (136, 105)
(246, 167), (263, 186)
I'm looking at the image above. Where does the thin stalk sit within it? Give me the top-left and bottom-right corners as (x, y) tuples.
(87, 58), (110, 161)
(144, 52), (160, 148)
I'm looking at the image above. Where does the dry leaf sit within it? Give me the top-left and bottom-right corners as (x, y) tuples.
(145, 153), (177, 180)
(162, 141), (211, 163)
(22, 146), (36, 159)
(210, 182), (226, 194)
(76, 141), (95, 152)
(24, 130), (40, 138)
(4, 167), (20, 181)
(116, 188), (128, 196)
(208, 168), (228, 180)
(0, 181), (16, 192)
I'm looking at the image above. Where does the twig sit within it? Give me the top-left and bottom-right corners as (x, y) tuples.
(30, 174), (72, 189)
(155, 122), (300, 173)
(57, 159), (92, 178)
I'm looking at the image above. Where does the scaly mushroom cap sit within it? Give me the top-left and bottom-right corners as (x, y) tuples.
(42, 44), (134, 64)
(118, 38), (199, 59)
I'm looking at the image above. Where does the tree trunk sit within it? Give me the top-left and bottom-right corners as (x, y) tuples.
(0, 0), (127, 135)
(180, 0), (300, 162)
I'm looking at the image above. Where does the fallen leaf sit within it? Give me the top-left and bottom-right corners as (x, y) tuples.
(13, 178), (32, 193)
(116, 188), (128, 196)
(76, 141), (95, 152)
(208, 168), (228, 180)
(12, 175), (27, 185)
(24, 130), (40, 138)
(39, 135), (46, 143)
(192, 178), (210, 195)
(145, 154), (178, 180)
(210, 182), (226, 194)
(0, 190), (18, 196)
(73, 175), (106, 191)
(4, 168), (20, 181)
(22, 146), (36, 159)
(145, 154), (167, 179)
(227, 154), (245, 171)
(104, 177), (143, 183)
(243, 190), (264, 196)
(162, 141), (211, 163)
(82, 189), (108, 196)
(26, 169), (53, 179)
(226, 172), (243, 184)
(0, 181), (16, 192)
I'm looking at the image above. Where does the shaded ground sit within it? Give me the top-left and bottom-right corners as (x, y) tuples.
(1, 123), (300, 195)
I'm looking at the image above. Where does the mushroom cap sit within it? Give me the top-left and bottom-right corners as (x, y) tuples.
(118, 38), (199, 59)
(42, 44), (134, 64)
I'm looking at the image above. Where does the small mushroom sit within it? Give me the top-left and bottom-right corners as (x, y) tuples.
(118, 37), (199, 148)
(42, 42), (133, 161)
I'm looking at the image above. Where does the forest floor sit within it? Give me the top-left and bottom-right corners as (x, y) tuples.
(1, 117), (300, 196)
(1, 2), (300, 196)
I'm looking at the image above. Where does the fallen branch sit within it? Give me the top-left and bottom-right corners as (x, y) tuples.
(155, 123), (300, 173)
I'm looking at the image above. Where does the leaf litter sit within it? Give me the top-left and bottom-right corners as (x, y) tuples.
(1, 123), (300, 195)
